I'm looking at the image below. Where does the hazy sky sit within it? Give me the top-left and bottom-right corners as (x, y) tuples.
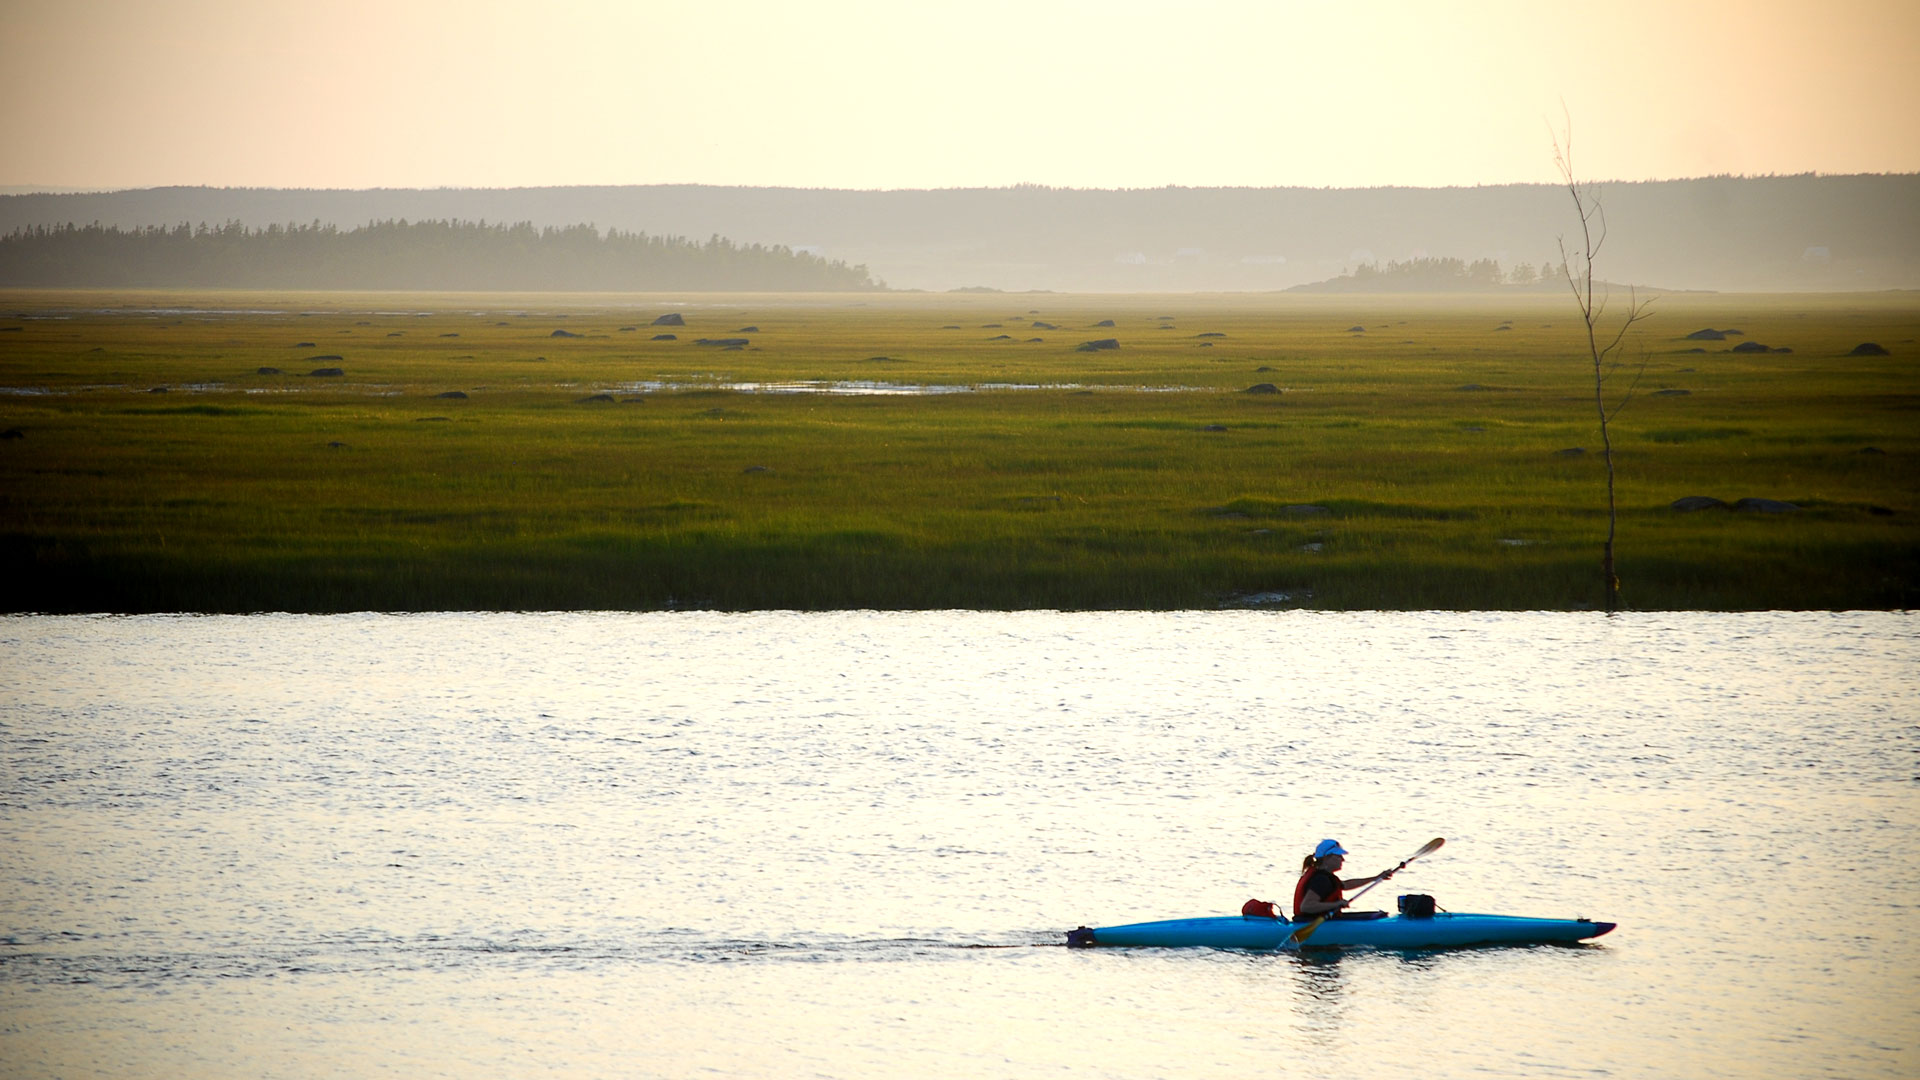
(5, 0), (1917, 191)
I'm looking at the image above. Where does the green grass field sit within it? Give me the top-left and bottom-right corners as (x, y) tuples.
(1, 289), (1914, 611)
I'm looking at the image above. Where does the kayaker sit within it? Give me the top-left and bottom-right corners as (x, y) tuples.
(1293, 838), (1395, 920)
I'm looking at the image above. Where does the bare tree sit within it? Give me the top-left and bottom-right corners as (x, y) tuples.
(1553, 117), (1652, 613)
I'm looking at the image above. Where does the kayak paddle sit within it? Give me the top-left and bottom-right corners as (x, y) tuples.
(1282, 836), (1445, 949)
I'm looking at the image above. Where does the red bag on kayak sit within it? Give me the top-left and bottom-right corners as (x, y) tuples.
(1241, 898), (1281, 918)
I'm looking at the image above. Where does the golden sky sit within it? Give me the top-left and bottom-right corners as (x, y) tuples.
(4, 0), (1917, 190)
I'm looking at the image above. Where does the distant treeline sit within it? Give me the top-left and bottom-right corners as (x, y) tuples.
(1290, 256), (1574, 293)
(0, 219), (882, 291)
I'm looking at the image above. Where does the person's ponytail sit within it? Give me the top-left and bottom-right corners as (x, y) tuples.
(1300, 853), (1318, 874)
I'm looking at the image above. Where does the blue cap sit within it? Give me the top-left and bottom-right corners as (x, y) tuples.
(1315, 838), (1349, 858)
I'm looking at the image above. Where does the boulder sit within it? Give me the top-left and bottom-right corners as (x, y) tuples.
(1243, 383), (1280, 394)
(1733, 497), (1799, 513)
(1198, 331), (1225, 338)
(987, 334), (1012, 341)
(307, 354), (344, 361)
(1093, 319), (1116, 327)
(693, 338), (750, 347)
(742, 465), (771, 474)
(1555, 447), (1587, 457)
(414, 416), (450, 422)
(651, 333), (678, 341)
(148, 386), (168, 393)
(1346, 325), (1366, 332)
(309, 367), (345, 377)
(651, 313), (685, 326)
(1201, 424), (1227, 432)
(292, 341), (316, 348)
(1032, 321), (1058, 330)
(0, 428), (22, 440)
(1849, 342), (1889, 356)
(550, 329), (583, 338)
(435, 390), (468, 399)
(1685, 328), (1726, 341)
(579, 393), (615, 403)
(1654, 388), (1691, 396)
(257, 367), (283, 375)
(1255, 365), (1275, 372)
(1730, 340), (1771, 353)
(1281, 505), (1329, 516)
(734, 326), (759, 333)
(618, 326), (638, 332)
(1670, 495), (1726, 511)
(1076, 338), (1121, 351)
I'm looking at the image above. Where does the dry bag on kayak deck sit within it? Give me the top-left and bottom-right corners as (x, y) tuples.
(1240, 898), (1282, 918)
(1398, 894), (1437, 919)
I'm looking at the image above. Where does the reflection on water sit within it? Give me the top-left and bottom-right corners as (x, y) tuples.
(1, 611), (1914, 1079)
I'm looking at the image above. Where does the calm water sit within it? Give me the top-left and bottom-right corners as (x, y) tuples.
(2, 611), (1915, 1079)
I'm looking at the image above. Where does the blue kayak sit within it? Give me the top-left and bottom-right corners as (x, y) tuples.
(1067, 912), (1616, 950)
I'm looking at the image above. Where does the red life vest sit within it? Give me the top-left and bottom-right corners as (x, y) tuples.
(1293, 867), (1344, 918)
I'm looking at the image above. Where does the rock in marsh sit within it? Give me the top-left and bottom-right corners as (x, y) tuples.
(550, 329), (583, 338)
(257, 366), (283, 375)
(651, 333), (678, 341)
(1868, 505), (1895, 516)
(1201, 424), (1227, 432)
(439, 332), (459, 338)
(694, 337), (750, 347)
(415, 416), (450, 422)
(308, 354), (344, 361)
(1493, 325), (1511, 331)
(1733, 497), (1799, 513)
(941, 325), (961, 329)
(0, 428), (22, 440)
(579, 393), (615, 403)
(1730, 340), (1771, 353)
(1255, 365), (1275, 372)
(434, 390), (468, 399)
(309, 367), (345, 377)
(987, 334), (1013, 341)
(1198, 331), (1225, 338)
(742, 465), (771, 474)
(1849, 342), (1890, 356)
(292, 341), (316, 348)
(1243, 383), (1280, 394)
(1076, 338), (1121, 352)
(1032, 321), (1058, 330)
(1670, 495), (1726, 511)
(1555, 447), (1587, 457)
(1093, 319), (1116, 327)
(326, 440), (348, 449)
(1685, 328), (1726, 340)
(1281, 505), (1330, 516)
(734, 326), (759, 333)
(1858, 446), (1886, 455)
(1654, 388), (1692, 396)
(1347, 325), (1366, 332)
(1685, 347), (1708, 353)
(148, 386), (169, 393)
(651, 313), (686, 326)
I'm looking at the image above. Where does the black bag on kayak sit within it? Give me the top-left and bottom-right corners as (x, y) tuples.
(1398, 894), (1436, 919)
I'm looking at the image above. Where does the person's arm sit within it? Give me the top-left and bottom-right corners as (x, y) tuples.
(1340, 868), (1397, 889)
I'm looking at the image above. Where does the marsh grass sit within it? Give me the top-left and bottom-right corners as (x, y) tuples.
(1, 289), (1913, 611)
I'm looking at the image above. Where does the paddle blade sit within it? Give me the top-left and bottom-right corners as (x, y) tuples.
(1415, 837), (1445, 858)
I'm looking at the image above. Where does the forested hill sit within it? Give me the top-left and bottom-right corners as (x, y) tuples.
(0, 220), (882, 291)
(3, 176), (1916, 291)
